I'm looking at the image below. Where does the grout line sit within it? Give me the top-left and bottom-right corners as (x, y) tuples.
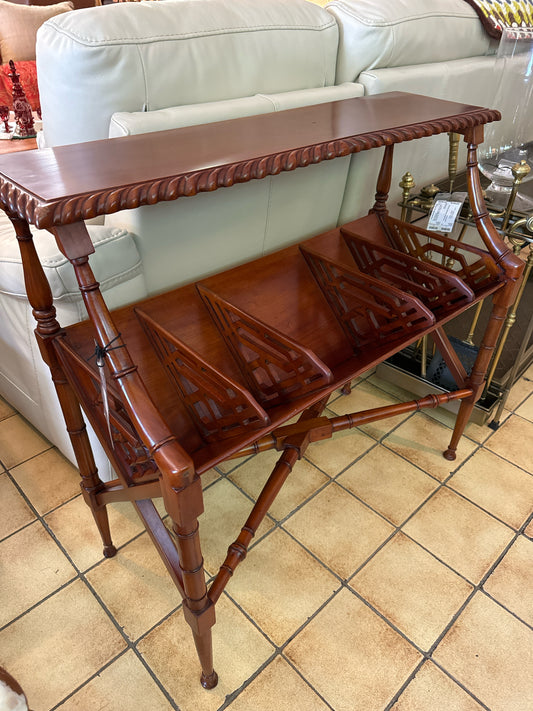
(1, 383), (532, 709)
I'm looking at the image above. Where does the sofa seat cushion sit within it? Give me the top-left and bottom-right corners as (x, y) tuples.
(109, 82), (364, 136)
(0, 214), (143, 305)
(0, 60), (40, 111)
(327, 0), (496, 83)
(36, 0), (339, 147)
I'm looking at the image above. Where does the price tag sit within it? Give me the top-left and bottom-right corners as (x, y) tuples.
(427, 192), (467, 232)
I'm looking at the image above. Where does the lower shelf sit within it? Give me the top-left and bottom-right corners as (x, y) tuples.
(58, 212), (505, 472)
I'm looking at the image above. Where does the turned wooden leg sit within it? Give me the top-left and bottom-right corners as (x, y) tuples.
(444, 299), (508, 460)
(13, 216), (116, 557)
(163, 475), (217, 688)
(341, 382), (352, 396)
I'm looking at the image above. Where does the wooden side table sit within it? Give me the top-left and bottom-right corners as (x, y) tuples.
(0, 92), (523, 689)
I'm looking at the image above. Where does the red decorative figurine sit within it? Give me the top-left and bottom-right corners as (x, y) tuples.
(8, 60), (36, 139)
(0, 105), (9, 133)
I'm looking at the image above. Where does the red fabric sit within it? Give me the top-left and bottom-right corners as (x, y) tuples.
(0, 61), (40, 111)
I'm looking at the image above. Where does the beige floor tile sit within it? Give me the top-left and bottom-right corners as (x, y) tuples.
(86, 532), (181, 641)
(201, 467), (220, 489)
(327, 380), (410, 441)
(55, 650), (171, 710)
(366, 372), (426, 403)
(200, 477), (273, 576)
(433, 592), (533, 710)
(0, 473), (35, 539)
(350, 533), (473, 651)
(216, 453), (253, 474)
(227, 655), (329, 711)
(525, 518), (533, 538)
(285, 588), (422, 711)
(10, 448), (80, 515)
(0, 579), (126, 710)
(448, 449), (533, 529)
(0, 414), (49, 469)
(338, 445), (438, 526)
(138, 594), (274, 711)
(403, 488), (514, 583)
(45, 495), (145, 571)
(228, 449), (329, 521)
(504, 373), (533, 411)
(383, 415), (477, 482)
(0, 521), (76, 626)
(516, 393), (533, 422)
(304, 427), (376, 477)
(422, 404), (502, 444)
(284, 482), (394, 579)
(484, 535), (533, 626)
(391, 661), (484, 710)
(0, 396), (15, 421)
(227, 528), (338, 645)
(485, 414), (533, 472)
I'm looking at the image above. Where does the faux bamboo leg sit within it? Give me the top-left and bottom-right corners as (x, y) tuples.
(443, 132), (525, 460)
(209, 398), (328, 604)
(51, 223), (216, 687)
(444, 300), (509, 460)
(13, 217), (116, 556)
(164, 477), (217, 689)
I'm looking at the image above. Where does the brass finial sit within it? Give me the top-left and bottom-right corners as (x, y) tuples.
(399, 172), (415, 193)
(512, 159), (531, 184)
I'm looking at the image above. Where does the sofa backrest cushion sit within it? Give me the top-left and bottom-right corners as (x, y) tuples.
(36, 0), (339, 147)
(327, 0), (495, 83)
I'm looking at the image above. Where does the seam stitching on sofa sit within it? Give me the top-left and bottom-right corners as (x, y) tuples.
(330, 2), (479, 27)
(44, 21), (337, 47)
(257, 94), (278, 111)
(135, 44), (149, 112)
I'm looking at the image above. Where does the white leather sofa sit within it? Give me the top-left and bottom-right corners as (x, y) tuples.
(0, 0), (510, 478)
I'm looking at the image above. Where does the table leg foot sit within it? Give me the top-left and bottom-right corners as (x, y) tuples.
(443, 447), (457, 461)
(201, 670), (218, 689)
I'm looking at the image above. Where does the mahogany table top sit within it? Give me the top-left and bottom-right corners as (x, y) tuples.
(0, 92), (499, 230)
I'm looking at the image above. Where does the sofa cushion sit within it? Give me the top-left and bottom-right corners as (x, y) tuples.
(0, 0), (72, 64)
(0, 217), (143, 302)
(36, 0), (339, 147)
(327, 0), (496, 83)
(109, 83), (364, 136)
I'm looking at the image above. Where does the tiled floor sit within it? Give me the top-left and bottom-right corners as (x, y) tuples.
(1, 367), (532, 711)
